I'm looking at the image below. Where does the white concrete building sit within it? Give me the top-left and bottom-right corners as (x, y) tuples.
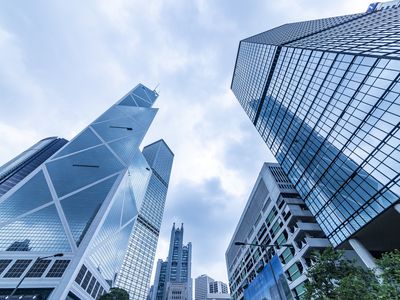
(195, 275), (230, 300)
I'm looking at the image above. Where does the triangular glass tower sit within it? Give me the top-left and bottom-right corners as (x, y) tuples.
(0, 84), (173, 300)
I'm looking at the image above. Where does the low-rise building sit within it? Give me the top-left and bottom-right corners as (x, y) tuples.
(195, 275), (230, 300)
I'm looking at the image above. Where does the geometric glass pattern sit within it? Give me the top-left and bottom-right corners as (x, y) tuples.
(231, 4), (400, 246)
(53, 128), (102, 159)
(0, 83), (170, 300)
(46, 145), (124, 198)
(60, 175), (119, 246)
(0, 204), (71, 252)
(119, 95), (138, 107)
(116, 140), (174, 300)
(0, 137), (68, 197)
(0, 170), (53, 223)
(130, 95), (152, 108)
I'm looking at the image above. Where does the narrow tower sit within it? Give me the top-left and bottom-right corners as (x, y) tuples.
(116, 140), (174, 300)
(152, 223), (192, 300)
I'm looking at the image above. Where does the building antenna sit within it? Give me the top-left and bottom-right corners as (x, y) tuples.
(154, 83), (160, 94)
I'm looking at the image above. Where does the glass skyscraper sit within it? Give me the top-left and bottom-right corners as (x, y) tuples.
(151, 223), (192, 300)
(0, 83), (173, 300)
(231, 2), (400, 263)
(116, 140), (174, 300)
(0, 137), (68, 197)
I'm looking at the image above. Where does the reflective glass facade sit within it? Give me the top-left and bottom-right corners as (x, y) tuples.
(0, 137), (67, 197)
(0, 84), (171, 300)
(231, 4), (400, 247)
(116, 140), (174, 300)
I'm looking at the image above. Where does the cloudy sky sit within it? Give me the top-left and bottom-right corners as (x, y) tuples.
(0, 0), (372, 287)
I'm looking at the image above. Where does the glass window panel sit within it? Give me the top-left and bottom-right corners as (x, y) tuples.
(108, 136), (146, 165)
(46, 145), (124, 197)
(4, 259), (32, 278)
(118, 94), (138, 107)
(46, 260), (70, 277)
(129, 94), (151, 107)
(60, 175), (119, 246)
(91, 117), (142, 143)
(53, 128), (102, 159)
(93, 106), (128, 124)
(0, 259), (12, 275)
(25, 259), (51, 277)
(0, 204), (71, 252)
(0, 171), (53, 223)
(131, 84), (157, 104)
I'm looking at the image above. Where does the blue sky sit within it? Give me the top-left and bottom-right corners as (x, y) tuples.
(0, 0), (372, 286)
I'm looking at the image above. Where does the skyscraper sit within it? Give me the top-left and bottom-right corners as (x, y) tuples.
(151, 223), (192, 300)
(0, 83), (172, 300)
(231, 1), (400, 268)
(0, 137), (68, 197)
(195, 274), (230, 300)
(116, 140), (174, 300)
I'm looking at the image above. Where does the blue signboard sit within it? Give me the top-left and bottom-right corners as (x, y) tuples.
(244, 255), (293, 300)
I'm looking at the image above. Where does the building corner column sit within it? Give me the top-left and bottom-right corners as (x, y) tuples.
(348, 238), (382, 276)
(394, 203), (400, 214)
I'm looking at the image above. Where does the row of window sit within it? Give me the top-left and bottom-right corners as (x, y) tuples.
(0, 258), (70, 278)
(229, 193), (307, 299)
(75, 264), (106, 299)
(252, 48), (399, 246)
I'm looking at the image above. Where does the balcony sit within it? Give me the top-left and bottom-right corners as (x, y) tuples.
(287, 205), (314, 221)
(295, 237), (331, 258)
(297, 222), (322, 232)
(290, 222), (324, 242)
(284, 198), (305, 206)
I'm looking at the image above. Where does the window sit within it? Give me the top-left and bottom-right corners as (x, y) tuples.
(286, 261), (303, 281)
(81, 271), (92, 289)
(0, 259), (12, 275)
(294, 282), (307, 299)
(46, 260), (70, 277)
(87, 276), (96, 294)
(75, 264), (87, 284)
(266, 207), (278, 226)
(276, 230), (288, 245)
(270, 218), (282, 237)
(280, 247), (295, 264)
(26, 259), (51, 277)
(4, 260), (32, 278)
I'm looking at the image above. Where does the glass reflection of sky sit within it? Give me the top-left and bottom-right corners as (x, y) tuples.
(244, 255), (293, 300)
(0, 204), (71, 252)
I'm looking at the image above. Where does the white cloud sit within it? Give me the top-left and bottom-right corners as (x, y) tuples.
(0, 0), (374, 292)
(0, 122), (41, 164)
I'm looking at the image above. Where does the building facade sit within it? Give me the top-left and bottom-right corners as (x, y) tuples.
(116, 140), (174, 300)
(195, 275), (230, 300)
(231, 1), (400, 266)
(0, 137), (68, 197)
(151, 224), (192, 300)
(226, 163), (332, 300)
(0, 83), (171, 299)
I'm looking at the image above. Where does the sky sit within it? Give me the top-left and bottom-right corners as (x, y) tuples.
(0, 0), (372, 288)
